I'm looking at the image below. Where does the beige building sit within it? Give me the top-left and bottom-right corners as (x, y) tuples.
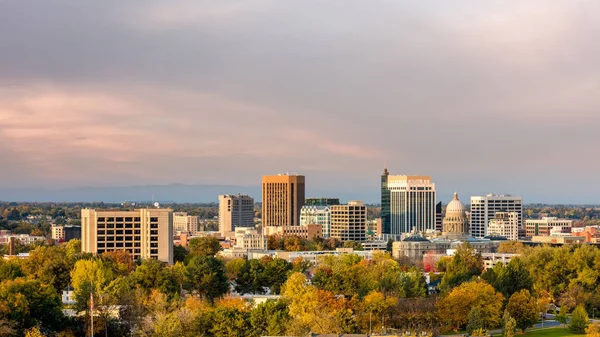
(52, 225), (65, 241)
(488, 212), (519, 241)
(525, 217), (573, 237)
(81, 208), (173, 264)
(173, 212), (200, 233)
(442, 193), (470, 238)
(482, 253), (520, 270)
(330, 201), (367, 242)
(219, 194), (255, 238)
(233, 227), (266, 250)
(263, 224), (323, 239)
(262, 174), (305, 233)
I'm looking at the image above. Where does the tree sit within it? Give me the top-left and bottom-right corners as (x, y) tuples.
(496, 258), (533, 298)
(570, 304), (590, 333)
(186, 256), (228, 303)
(129, 259), (178, 296)
(235, 259), (265, 295)
(225, 258), (246, 280)
(24, 326), (45, 337)
(466, 307), (485, 334)
(70, 259), (114, 311)
(440, 243), (483, 291)
(188, 237), (221, 257)
(586, 322), (600, 337)
(343, 240), (364, 251)
(249, 300), (291, 337)
(556, 306), (568, 327)
(506, 289), (538, 332)
(173, 245), (188, 263)
(436, 280), (504, 331)
(0, 278), (63, 331)
(502, 310), (516, 337)
(262, 258), (292, 294)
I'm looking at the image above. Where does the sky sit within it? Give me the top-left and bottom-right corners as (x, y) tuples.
(1, 1), (600, 204)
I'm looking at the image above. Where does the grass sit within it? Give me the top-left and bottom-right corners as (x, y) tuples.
(492, 327), (582, 337)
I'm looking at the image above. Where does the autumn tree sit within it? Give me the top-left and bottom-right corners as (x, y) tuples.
(586, 322), (600, 337)
(436, 280), (504, 331)
(502, 310), (516, 337)
(506, 289), (538, 332)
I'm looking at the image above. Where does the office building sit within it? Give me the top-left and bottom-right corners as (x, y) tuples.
(304, 198), (340, 207)
(262, 174), (305, 231)
(219, 194), (255, 238)
(525, 217), (572, 237)
(52, 225), (65, 241)
(173, 212), (200, 233)
(487, 212), (519, 241)
(300, 205), (332, 237)
(470, 194), (523, 238)
(233, 227), (267, 250)
(330, 201), (367, 242)
(81, 209), (173, 264)
(435, 202), (443, 232)
(381, 171), (436, 237)
(263, 224), (322, 239)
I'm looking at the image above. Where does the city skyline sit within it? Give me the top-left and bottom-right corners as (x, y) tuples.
(2, 1), (600, 204)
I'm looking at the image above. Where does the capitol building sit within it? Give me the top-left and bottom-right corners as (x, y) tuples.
(392, 193), (506, 260)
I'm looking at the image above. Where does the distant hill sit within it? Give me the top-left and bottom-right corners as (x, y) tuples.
(0, 184), (379, 203)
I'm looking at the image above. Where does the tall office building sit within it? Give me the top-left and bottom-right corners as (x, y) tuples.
(300, 206), (332, 238)
(261, 174), (305, 231)
(330, 201), (367, 242)
(435, 202), (443, 232)
(380, 168), (391, 235)
(81, 208), (173, 264)
(219, 194), (255, 237)
(381, 172), (436, 236)
(173, 212), (200, 233)
(470, 194), (523, 238)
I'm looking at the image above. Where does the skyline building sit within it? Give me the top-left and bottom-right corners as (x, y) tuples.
(261, 174), (305, 232)
(525, 217), (572, 237)
(330, 200), (367, 242)
(300, 205), (332, 238)
(442, 193), (469, 237)
(173, 212), (199, 233)
(81, 208), (173, 264)
(218, 194), (254, 238)
(381, 171), (437, 237)
(470, 194), (523, 238)
(488, 211), (519, 240)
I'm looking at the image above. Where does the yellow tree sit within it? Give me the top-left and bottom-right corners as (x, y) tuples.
(436, 280), (504, 331)
(586, 322), (600, 337)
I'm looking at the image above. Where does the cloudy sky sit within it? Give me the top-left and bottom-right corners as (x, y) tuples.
(1, 1), (599, 203)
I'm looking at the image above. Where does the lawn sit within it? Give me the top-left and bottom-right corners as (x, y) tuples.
(493, 327), (582, 337)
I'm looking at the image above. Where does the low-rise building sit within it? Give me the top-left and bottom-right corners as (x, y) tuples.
(173, 212), (200, 233)
(481, 252), (520, 270)
(233, 227), (266, 250)
(0, 234), (46, 245)
(263, 224), (322, 239)
(525, 217), (572, 237)
(531, 235), (586, 245)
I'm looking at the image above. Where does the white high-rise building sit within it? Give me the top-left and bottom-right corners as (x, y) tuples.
(300, 206), (332, 238)
(386, 175), (436, 236)
(470, 194), (523, 238)
(219, 194), (254, 238)
(487, 212), (519, 241)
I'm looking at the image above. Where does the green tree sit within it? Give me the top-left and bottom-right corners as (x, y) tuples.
(466, 307), (484, 334)
(249, 300), (291, 337)
(502, 310), (516, 337)
(173, 245), (188, 263)
(225, 258), (246, 281)
(186, 256), (228, 303)
(262, 258), (292, 294)
(556, 306), (568, 327)
(235, 259), (265, 295)
(440, 243), (483, 291)
(569, 304), (590, 333)
(188, 237), (221, 257)
(496, 258), (533, 299)
(129, 259), (178, 296)
(506, 289), (538, 332)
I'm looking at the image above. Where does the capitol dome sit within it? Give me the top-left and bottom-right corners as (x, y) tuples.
(445, 192), (467, 215)
(442, 192), (469, 236)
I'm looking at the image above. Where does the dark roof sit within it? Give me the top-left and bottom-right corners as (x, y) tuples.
(483, 235), (509, 241)
(402, 235), (430, 242)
